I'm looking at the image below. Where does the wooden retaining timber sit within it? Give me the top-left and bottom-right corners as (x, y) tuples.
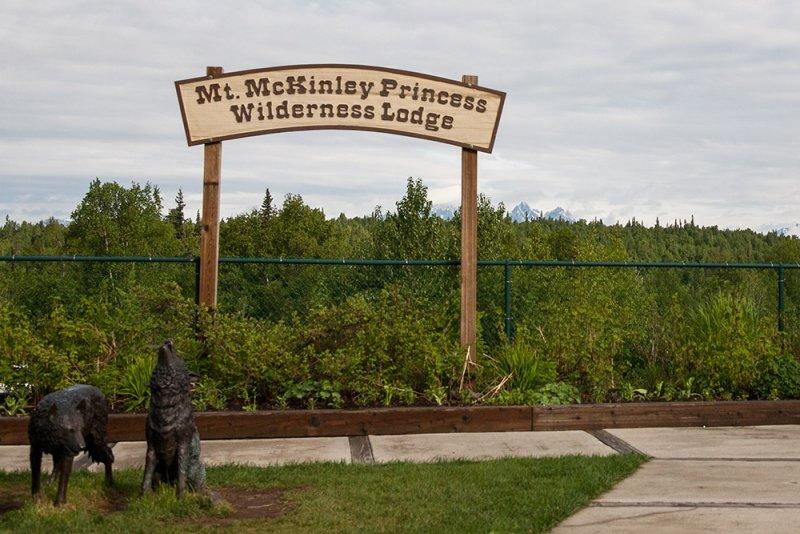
(532, 400), (800, 431)
(2, 401), (800, 446)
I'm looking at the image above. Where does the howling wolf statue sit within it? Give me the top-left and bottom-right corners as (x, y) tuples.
(141, 340), (205, 499)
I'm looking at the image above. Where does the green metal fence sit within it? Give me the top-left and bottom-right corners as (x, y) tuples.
(2, 255), (798, 338)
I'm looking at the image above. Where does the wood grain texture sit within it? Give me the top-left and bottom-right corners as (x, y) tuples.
(0, 407), (530, 444)
(460, 74), (479, 363)
(586, 429), (644, 455)
(0, 416), (27, 445)
(198, 66), (223, 309)
(532, 400), (800, 431)
(3, 402), (799, 445)
(189, 406), (532, 441)
(175, 64), (504, 152)
(460, 149), (478, 360)
(348, 435), (375, 464)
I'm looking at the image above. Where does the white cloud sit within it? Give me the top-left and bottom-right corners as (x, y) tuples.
(1, 0), (799, 231)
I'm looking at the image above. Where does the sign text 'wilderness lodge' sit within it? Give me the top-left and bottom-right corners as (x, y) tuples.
(176, 65), (505, 152)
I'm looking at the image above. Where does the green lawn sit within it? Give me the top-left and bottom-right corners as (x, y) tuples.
(0, 454), (645, 533)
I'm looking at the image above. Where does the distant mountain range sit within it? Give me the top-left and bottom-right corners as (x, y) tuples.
(427, 203), (800, 236)
(763, 223), (800, 237)
(430, 204), (458, 220)
(431, 201), (576, 223)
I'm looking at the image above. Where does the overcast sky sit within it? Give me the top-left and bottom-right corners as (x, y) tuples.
(1, 1), (798, 230)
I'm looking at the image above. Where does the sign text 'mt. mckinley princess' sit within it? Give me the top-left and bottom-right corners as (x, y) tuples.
(176, 65), (505, 152)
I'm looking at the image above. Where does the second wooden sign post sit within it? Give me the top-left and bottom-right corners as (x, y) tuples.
(460, 74), (479, 363)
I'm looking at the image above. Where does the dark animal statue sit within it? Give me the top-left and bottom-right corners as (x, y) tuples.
(28, 384), (114, 506)
(141, 340), (205, 499)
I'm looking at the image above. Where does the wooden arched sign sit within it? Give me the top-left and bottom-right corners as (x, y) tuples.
(176, 64), (504, 151)
(175, 65), (506, 360)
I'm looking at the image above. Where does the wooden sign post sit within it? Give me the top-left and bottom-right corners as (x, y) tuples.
(199, 141), (222, 307)
(177, 65), (504, 360)
(198, 66), (223, 309)
(460, 75), (478, 364)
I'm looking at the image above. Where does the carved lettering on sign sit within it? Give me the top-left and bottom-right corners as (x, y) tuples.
(176, 65), (505, 152)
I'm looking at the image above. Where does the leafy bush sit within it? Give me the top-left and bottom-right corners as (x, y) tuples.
(753, 353), (800, 400)
(673, 292), (781, 399)
(0, 300), (64, 398)
(284, 289), (461, 407)
(198, 289), (461, 409)
(278, 380), (343, 409)
(193, 378), (228, 411)
(199, 311), (300, 404)
(485, 382), (580, 406)
(532, 382), (581, 405)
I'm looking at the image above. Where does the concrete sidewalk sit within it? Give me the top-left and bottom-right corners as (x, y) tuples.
(553, 425), (800, 533)
(0, 430), (617, 471)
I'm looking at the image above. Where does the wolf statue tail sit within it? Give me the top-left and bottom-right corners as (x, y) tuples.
(187, 430), (206, 491)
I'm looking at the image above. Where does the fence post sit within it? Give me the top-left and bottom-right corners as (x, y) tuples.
(504, 262), (513, 340)
(778, 265), (785, 332)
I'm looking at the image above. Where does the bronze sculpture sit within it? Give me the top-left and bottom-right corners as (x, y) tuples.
(141, 340), (206, 499)
(28, 384), (114, 506)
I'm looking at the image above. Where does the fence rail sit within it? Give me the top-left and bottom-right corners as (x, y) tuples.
(2, 255), (798, 336)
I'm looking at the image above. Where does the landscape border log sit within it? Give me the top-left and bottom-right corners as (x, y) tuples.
(3, 401), (800, 445)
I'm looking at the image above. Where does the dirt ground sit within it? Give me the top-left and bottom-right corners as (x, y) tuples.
(0, 485), (299, 527)
(206, 486), (299, 525)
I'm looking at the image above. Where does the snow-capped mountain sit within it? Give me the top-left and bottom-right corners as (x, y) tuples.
(765, 223), (800, 237)
(509, 202), (542, 222)
(431, 203), (457, 220)
(431, 201), (577, 223)
(543, 207), (576, 222)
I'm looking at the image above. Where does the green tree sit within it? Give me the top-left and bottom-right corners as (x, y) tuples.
(166, 189), (187, 240)
(260, 187), (275, 225)
(63, 180), (185, 300)
(66, 179), (178, 256)
(376, 177), (450, 259)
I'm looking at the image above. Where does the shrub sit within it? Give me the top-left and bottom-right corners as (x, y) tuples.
(0, 300), (64, 400)
(484, 382), (580, 406)
(193, 378), (228, 411)
(200, 311), (305, 403)
(753, 353), (800, 400)
(511, 264), (652, 400)
(299, 290), (462, 407)
(198, 288), (462, 408)
(672, 292), (781, 399)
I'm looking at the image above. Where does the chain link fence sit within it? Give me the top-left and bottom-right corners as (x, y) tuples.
(1, 255), (797, 340)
